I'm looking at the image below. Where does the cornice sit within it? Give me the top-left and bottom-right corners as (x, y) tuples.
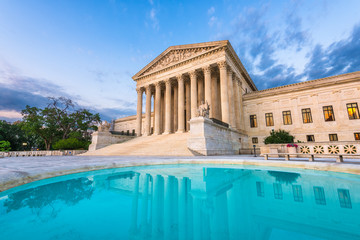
(243, 71), (360, 101)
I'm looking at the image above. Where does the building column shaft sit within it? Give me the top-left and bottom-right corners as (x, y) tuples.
(204, 66), (212, 117)
(136, 89), (143, 136)
(234, 78), (241, 130)
(228, 70), (236, 128)
(219, 62), (230, 124)
(174, 85), (178, 132)
(154, 84), (161, 135)
(145, 87), (152, 136)
(178, 76), (185, 132)
(190, 72), (198, 118)
(185, 81), (191, 131)
(164, 80), (172, 133)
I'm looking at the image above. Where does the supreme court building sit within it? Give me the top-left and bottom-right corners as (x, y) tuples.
(106, 40), (360, 155)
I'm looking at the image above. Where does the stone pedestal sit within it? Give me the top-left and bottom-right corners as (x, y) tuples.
(187, 117), (247, 155)
(287, 146), (298, 158)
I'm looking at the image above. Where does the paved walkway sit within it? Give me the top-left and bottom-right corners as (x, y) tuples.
(1, 155), (360, 192)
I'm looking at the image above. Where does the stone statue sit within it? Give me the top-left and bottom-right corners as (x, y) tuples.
(98, 120), (111, 132)
(197, 101), (210, 118)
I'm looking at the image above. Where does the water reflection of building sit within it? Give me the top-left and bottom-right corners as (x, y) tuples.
(99, 167), (360, 240)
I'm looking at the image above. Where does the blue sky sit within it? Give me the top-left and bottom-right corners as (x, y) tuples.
(1, 0), (360, 122)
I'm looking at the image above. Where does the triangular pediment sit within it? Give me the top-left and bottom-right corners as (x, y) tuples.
(133, 40), (228, 79)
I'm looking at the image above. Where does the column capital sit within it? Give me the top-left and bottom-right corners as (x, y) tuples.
(218, 60), (227, 70)
(136, 87), (143, 94)
(164, 78), (171, 86)
(176, 74), (185, 81)
(189, 70), (197, 78)
(155, 81), (162, 87)
(203, 65), (211, 74)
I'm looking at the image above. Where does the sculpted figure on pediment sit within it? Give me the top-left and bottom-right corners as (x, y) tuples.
(147, 47), (215, 74)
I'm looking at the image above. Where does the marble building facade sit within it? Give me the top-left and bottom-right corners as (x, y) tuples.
(113, 40), (360, 150)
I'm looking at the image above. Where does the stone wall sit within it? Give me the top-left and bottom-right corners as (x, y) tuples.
(88, 131), (135, 151)
(187, 117), (248, 155)
(0, 150), (87, 158)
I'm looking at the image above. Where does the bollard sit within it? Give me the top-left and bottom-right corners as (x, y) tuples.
(285, 154), (290, 161)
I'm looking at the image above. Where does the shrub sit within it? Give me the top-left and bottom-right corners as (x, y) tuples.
(52, 138), (90, 150)
(264, 129), (294, 144)
(0, 140), (11, 152)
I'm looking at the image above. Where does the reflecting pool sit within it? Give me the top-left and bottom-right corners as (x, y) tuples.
(0, 164), (359, 240)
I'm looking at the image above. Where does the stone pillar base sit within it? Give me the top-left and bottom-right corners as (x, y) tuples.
(88, 131), (135, 151)
(187, 117), (247, 156)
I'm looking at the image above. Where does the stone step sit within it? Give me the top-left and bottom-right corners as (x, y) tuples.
(83, 132), (194, 156)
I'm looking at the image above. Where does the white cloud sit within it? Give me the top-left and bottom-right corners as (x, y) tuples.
(149, 8), (159, 30)
(208, 6), (215, 15)
(0, 110), (22, 119)
(208, 16), (218, 27)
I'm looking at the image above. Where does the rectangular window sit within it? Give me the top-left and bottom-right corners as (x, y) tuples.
(292, 185), (303, 202)
(313, 186), (326, 205)
(252, 137), (258, 144)
(256, 181), (264, 197)
(355, 133), (360, 140)
(132, 129), (135, 136)
(265, 113), (274, 126)
(307, 135), (315, 142)
(282, 111), (292, 125)
(323, 105), (335, 121)
(250, 115), (257, 128)
(347, 103), (360, 119)
(329, 134), (338, 141)
(273, 183), (283, 200)
(302, 108), (313, 123)
(338, 189), (352, 209)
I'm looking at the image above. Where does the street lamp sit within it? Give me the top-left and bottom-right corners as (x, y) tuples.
(253, 144), (256, 157)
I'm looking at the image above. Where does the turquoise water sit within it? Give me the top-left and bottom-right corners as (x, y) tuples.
(0, 164), (359, 240)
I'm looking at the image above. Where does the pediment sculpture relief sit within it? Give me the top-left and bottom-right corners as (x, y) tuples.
(144, 46), (216, 75)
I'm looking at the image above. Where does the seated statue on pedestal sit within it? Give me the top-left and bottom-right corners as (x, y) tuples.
(197, 101), (210, 118)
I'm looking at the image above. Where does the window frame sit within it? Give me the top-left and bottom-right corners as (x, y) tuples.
(302, 108), (313, 123)
(355, 133), (360, 141)
(265, 112), (274, 126)
(252, 137), (258, 144)
(329, 134), (338, 141)
(323, 105), (335, 122)
(346, 103), (360, 120)
(306, 135), (315, 142)
(250, 115), (257, 128)
(282, 110), (292, 125)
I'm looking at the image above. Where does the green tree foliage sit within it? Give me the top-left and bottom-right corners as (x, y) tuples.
(0, 120), (42, 151)
(52, 138), (90, 150)
(264, 129), (294, 144)
(21, 97), (101, 150)
(0, 140), (11, 151)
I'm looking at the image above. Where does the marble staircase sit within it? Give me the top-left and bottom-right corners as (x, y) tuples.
(83, 132), (195, 156)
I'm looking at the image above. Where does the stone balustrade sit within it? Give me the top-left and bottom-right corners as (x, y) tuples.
(0, 150), (87, 158)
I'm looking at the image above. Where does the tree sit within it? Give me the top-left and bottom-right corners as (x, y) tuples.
(0, 140), (11, 151)
(21, 97), (101, 150)
(264, 129), (294, 144)
(52, 137), (89, 150)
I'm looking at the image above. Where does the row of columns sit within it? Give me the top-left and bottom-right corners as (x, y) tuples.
(136, 61), (244, 136)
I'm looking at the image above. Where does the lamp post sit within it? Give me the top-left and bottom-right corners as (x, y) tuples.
(253, 144), (256, 157)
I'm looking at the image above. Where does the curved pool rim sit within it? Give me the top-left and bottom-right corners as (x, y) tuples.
(1, 156), (360, 192)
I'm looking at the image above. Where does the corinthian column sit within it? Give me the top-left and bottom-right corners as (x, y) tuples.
(228, 69), (236, 128)
(145, 85), (152, 136)
(203, 66), (212, 117)
(164, 79), (172, 134)
(136, 88), (143, 136)
(218, 61), (230, 124)
(154, 82), (162, 135)
(177, 74), (185, 133)
(189, 70), (198, 119)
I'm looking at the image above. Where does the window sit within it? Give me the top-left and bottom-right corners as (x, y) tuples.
(307, 135), (315, 142)
(265, 113), (274, 126)
(347, 103), (360, 119)
(355, 133), (360, 140)
(314, 186), (326, 205)
(323, 105), (335, 121)
(302, 108), (313, 123)
(252, 137), (258, 144)
(250, 115), (257, 128)
(132, 129), (135, 136)
(256, 182), (264, 197)
(329, 134), (338, 141)
(282, 111), (292, 125)
(338, 189), (352, 209)
(292, 185), (303, 202)
(273, 183), (283, 200)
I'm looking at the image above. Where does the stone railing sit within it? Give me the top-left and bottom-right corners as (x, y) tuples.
(260, 142), (360, 156)
(0, 150), (87, 158)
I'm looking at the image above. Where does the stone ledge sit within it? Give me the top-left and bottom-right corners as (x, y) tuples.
(1, 156), (360, 193)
